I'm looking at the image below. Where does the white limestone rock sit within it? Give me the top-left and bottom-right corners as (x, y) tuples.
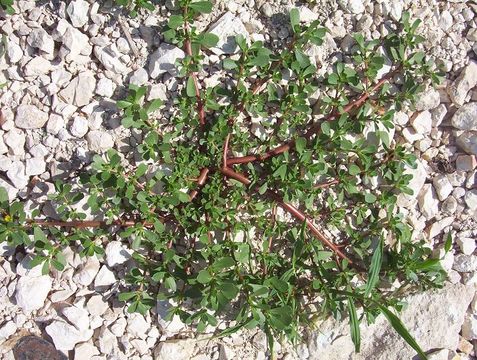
(414, 88), (440, 111)
(15, 105), (48, 129)
(457, 132), (477, 155)
(59, 71), (96, 107)
(15, 275), (52, 312)
(62, 305), (90, 331)
(86, 130), (114, 152)
(7, 42), (23, 64)
(46, 320), (94, 351)
(432, 174), (453, 201)
(24, 56), (52, 77)
(453, 254), (477, 273)
(452, 103), (477, 131)
(4, 129), (25, 155)
(66, 0), (90, 28)
(70, 116), (89, 137)
(208, 12), (249, 55)
(94, 265), (116, 288)
(0, 321), (17, 340)
(411, 111), (433, 135)
(154, 339), (196, 360)
(27, 28), (55, 55)
(25, 157), (46, 176)
(74, 342), (100, 360)
(86, 295), (109, 316)
(127, 313), (150, 339)
(94, 45), (128, 74)
(73, 256), (100, 286)
(457, 238), (476, 256)
(418, 184), (439, 219)
(149, 43), (185, 78)
(464, 189), (477, 211)
(130, 67), (149, 86)
(96, 78), (115, 97)
(447, 61), (477, 106)
(105, 241), (132, 267)
(462, 315), (477, 340)
(7, 161), (29, 189)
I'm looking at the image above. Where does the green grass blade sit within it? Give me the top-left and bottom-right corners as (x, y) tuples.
(347, 296), (361, 352)
(378, 305), (428, 360)
(364, 239), (383, 297)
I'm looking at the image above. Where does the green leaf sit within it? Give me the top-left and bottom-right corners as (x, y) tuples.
(348, 297), (361, 352)
(365, 239), (383, 297)
(168, 15), (183, 29)
(289, 8), (300, 32)
(197, 269), (212, 284)
(213, 257), (235, 270)
(268, 305), (292, 331)
(223, 59), (237, 70)
(295, 137), (306, 154)
(327, 73), (339, 85)
(189, 1), (213, 13)
(164, 277), (177, 292)
(147, 99), (163, 113)
(364, 193), (377, 203)
(348, 164), (361, 176)
(34, 227), (48, 243)
(186, 76), (196, 97)
(444, 232), (452, 253)
(199, 32), (219, 48)
(0, 187), (8, 204)
(378, 305), (428, 360)
(218, 282), (239, 300)
(273, 164), (287, 181)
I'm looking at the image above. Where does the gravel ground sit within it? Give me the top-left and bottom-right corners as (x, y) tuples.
(0, 0), (476, 359)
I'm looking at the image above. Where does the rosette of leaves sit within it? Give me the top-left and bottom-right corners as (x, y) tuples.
(0, 2), (446, 358)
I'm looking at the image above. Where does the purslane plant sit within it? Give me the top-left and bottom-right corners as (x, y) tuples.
(0, 2), (446, 359)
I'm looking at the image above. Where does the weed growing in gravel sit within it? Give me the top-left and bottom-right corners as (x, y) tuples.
(0, 1), (447, 358)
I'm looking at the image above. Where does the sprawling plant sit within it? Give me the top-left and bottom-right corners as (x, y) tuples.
(0, 2), (446, 358)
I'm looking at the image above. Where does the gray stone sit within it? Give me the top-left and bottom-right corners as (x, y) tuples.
(456, 155), (477, 171)
(15, 105), (48, 129)
(307, 283), (474, 360)
(66, 0), (90, 28)
(15, 275), (52, 312)
(451, 103), (477, 131)
(86, 130), (114, 152)
(59, 71), (96, 107)
(149, 43), (185, 78)
(457, 132), (477, 155)
(27, 28), (54, 54)
(208, 12), (249, 55)
(447, 61), (477, 106)
(453, 254), (477, 272)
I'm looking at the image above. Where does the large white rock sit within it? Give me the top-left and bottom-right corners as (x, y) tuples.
(15, 275), (52, 312)
(208, 12), (249, 55)
(4, 128), (25, 155)
(0, 321), (17, 340)
(154, 339), (196, 360)
(62, 306), (90, 331)
(453, 254), (477, 272)
(27, 28), (54, 55)
(410, 111), (433, 135)
(66, 0), (90, 28)
(26, 157), (46, 176)
(418, 184), (439, 219)
(74, 342), (99, 360)
(307, 283), (474, 360)
(7, 161), (29, 189)
(24, 57), (52, 77)
(7, 42), (23, 64)
(70, 116), (89, 137)
(127, 313), (150, 339)
(457, 238), (476, 256)
(457, 132), (477, 155)
(46, 321), (93, 351)
(464, 189), (477, 211)
(415, 89), (440, 111)
(15, 105), (48, 129)
(448, 61), (477, 106)
(149, 43), (185, 78)
(72, 256), (100, 286)
(105, 241), (132, 267)
(86, 130), (114, 152)
(61, 25), (92, 60)
(432, 174), (453, 201)
(86, 294), (109, 316)
(94, 45), (128, 74)
(452, 103), (477, 131)
(59, 71), (96, 107)
(94, 265), (116, 287)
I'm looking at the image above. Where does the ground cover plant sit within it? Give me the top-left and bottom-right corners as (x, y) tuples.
(0, 1), (447, 359)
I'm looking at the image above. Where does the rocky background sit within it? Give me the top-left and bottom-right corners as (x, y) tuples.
(0, 0), (476, 359)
